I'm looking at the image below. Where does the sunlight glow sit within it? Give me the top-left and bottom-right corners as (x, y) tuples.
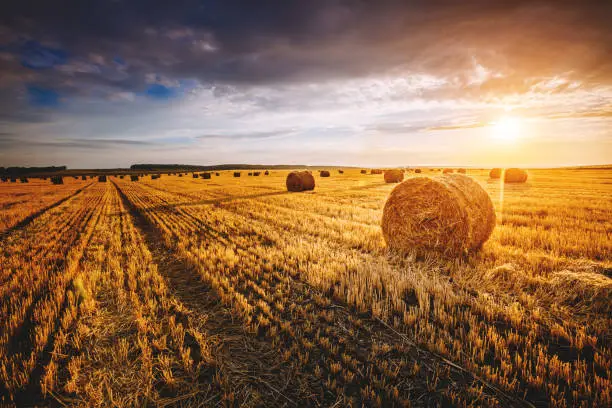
(491, 116), (522, 142)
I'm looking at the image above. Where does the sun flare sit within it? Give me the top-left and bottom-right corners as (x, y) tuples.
(491, 116), (522, 142)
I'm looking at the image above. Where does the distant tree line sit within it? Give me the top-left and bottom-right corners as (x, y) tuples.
(0, 166), (67, 176)
(131, 164), (308, 171)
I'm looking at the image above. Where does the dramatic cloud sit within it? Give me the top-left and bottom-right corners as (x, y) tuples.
(0, 1), (610, 167)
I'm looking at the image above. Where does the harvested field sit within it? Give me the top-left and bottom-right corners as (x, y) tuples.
(0, 168), (610, 407)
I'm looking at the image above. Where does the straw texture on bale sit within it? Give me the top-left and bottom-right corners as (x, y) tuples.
(489, 168), (502, 179)
(384, 169), (404, 183)
(504, 168), (528, 183)
(202, 172), (211, 179)
(382, 174), (496, 257)
(320, 170), (330, 177)
(286, 171), (315, 192)
(442, 168), (453, 174)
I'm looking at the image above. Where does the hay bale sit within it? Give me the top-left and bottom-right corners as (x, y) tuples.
(371, 169), (383, 175)
(98, 175), (107, 182)
(457, 168), (466, 174)
(442, 168), (453, 174)
(179, 173), (183, 177)
(253, 172), (261, 176)
(0, 176), (7, 182)
(360, 169), (367, 174)
(286, 171), (315, 192)
(234, 172), (241, 177)
(338, 169), (344, 174)
(504, 168), (528, 183)
(489, 168), (502, 179)
(382, 174), (496, 257)
(81, 175), (87, 180)
(384, 169), (404, 183)
(216, 172), (221, 176)
(130, 175), (139, 181)
(20, 177), (29, 183)
(151, 174), (160, 180)
(320, 170), (330, 177)
(193, 173), (199, 178)
(202, 172), (211, 179)
(119, 175), (124, 179)
(264, 171), (269, 175)
(10, 178), (16, 183)
(51, 176), (64, 185)
(414, 169), (421, 173)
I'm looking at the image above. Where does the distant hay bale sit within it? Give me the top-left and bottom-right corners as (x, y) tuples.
(361, 169), (367, 174)
(151, 174), (160, 180)
(202, 172), (211, 179)
(216, 172), (221, 176)
(130, 175), (139, 181)
(489, 168), (502, 178)
(119, 175), (124, 179)
(193, 173), (199, 178)
(51, 176), (64, 185)
(98, 175), (107, 182)
(338, 169), (344, 174)
(234, 172), (241, 177)
(371, 169), (383, 175)
(264, 171), (269, 175)
(10, 178), (16, 183)
(457, 168), (466, 174)
(286, 171), (315, 192)
(320, 170), (330, 177)
(382, 174), (496, 257)
(414, 169), (422, 173)
(81, 175), (87, 180)
(248, 172), (253, 176)
(384, 169), (404, 183)
(178, 173), (183, 177)
(0, 176), (7, 182)
(504, 168), (528, 183)
(253, 171), (261, 176)
(20, 177), (29, 183)
(442, 168), (453, 174)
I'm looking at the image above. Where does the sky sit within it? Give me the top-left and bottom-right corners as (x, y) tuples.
(0, 1), (611, 169)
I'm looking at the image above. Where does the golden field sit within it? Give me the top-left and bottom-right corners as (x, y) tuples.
(0, 168), (610, 407)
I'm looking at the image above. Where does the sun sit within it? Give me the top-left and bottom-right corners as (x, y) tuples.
(491, 116), (522, 142)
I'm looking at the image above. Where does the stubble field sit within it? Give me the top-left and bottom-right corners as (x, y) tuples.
(0, 169), (610, 407)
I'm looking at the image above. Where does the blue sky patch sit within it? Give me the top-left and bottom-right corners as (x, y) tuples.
(27, 86), (60, 107)
(145, 84), (179, 99)
(20, 41), (68, 69)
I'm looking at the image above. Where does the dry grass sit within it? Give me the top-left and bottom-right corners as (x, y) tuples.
(0, 168), (610, 406)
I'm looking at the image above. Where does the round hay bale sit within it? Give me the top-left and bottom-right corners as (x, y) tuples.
(414, 169), (422, 173)
(384, 169), (404, 183)
(216, 172), (221, 176)
(504, 168), (528, 183)
(51, 176), (64, 185)
(264, 171), (269, 175)
(130, 175), (139, 181)
(202, 172), (211, 179)
(489, 168), (502, 179)
(457, 168), (466, 174)
(234, 172), (241, 177)
(320, 170), (330, 177)
(193, 173), (199, 178)
(338, 169), (344, 174)
(253, 171), (261, 176)
(442, 168), (453, 174)
(286, 171), (315, 192)
(360, 169), (367, 174)
(382, 174), (496, 257)
(98, 175), (107, 182)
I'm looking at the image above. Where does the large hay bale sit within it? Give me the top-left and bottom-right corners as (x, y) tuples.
(457, 168), (466, 174)
(98, 175), (107, 182)
(320, 170), (330, 177)
(384, 169), (404, 183)
(489, 168), (502, 179)
(51, 176), (64, 185)
(382, 174), (496, 257)
(504, 168), (528, 183)
(130, 175), (139, 181)
(360, 169), (367, 174)
(234, 172), (241, 177)
(286, 171), (315, 192)
(202, 172), (211, 179)
(442, 168), (453, 174)
(414, 169), (422, 173)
